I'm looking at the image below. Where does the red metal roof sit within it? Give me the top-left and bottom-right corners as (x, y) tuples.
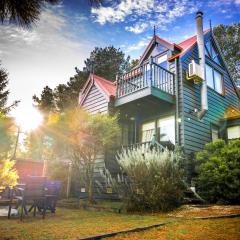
(80, 31), (212, 100)
(168, 29), (210, 61)
(93, 74), (116, 97)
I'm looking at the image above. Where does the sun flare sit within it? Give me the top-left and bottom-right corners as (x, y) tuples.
(14, 106), (43, 132)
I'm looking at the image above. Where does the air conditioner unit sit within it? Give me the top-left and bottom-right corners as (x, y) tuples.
(186, 60), (203, 84)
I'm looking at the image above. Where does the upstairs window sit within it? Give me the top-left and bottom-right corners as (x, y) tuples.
(206, 64), (224, 95)
(205, 39), (223, 67)
(157, 54), (168, 69)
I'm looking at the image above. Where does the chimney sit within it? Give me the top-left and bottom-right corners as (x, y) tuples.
(196, 11), (208, 119)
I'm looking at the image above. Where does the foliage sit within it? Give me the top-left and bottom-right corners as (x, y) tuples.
(0, 158), (18, 188)
(0, 113), (14, 159)
(214, 23), (240, 82)
(33, 86), (55, 114)
(33, 46), (131, 112)
(112, 148), (184, 212)
(48, 108), (120, 203)
(47, 159), (68, 198)
(0, 64), (19, 114)
(195, 139), (240, 203)
(84, 46), (130, 81)
(0, 0), (59, 27)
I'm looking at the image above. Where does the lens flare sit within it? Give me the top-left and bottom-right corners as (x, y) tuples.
(14, 106), (43, 132)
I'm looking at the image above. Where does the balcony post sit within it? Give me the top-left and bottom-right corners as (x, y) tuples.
(149, 57), (153, 87)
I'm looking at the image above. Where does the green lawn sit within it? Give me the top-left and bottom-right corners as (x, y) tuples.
(0, 208), (169, 240)
(0, 206), (240, 240)
(109, 217), (240, 240)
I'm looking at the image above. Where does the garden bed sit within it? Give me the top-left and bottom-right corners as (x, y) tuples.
(168, 204), (240, 218)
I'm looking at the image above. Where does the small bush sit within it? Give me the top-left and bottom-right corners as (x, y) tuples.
(111, 148), (184, 212)
(195, 139), (240, 203)
(47, 160), (68, 198)
(0, 159), (18, 188)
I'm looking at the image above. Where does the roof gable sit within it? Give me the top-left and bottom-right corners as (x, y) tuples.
(168, 29), (211, 61)
(79, 74), (116, 106)
(138, 35), (181, 65)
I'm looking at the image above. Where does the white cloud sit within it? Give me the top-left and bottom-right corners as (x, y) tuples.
(92, 0), (198, 34)
(125, 22), (148, 34)
(0, 5), (93, 114)
(125, 38), (149, 53)
(91, 0), (154, 25)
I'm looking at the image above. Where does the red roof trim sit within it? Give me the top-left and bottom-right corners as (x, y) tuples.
(138, 35), (176, 65)
(79, 74), (116, 106)
(93, 74), (116, 97)
(168, 29), (211, 61)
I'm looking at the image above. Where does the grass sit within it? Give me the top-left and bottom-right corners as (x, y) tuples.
(108, 217), (240, 240)
(0, 205), (240, 240)
(0, 208), (169, 240)
(57, 198), (123, 209)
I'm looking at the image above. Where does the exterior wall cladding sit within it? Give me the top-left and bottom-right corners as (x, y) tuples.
(79, 30), (240, 195)
(80, 32), (240, 155)
(179, 32), (239, 154)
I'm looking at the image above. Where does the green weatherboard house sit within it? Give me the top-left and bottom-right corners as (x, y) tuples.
(79, 12), (240, 198)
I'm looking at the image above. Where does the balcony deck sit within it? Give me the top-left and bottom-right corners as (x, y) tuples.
(115, 60), (175, 106)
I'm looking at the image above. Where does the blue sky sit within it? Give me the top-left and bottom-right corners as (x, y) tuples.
(0, 0), (239, 115)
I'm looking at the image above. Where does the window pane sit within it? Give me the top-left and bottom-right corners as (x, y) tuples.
(205, 41), (211, 56)
(214, 70), (223, 94)
(141, 121), (155, 142)
(206, 65), (214, 89)
(211, 46), (221, 65)
(157, 54), (168, 69)
(227, 126), (240, 139)
(158, 116), (175, 144)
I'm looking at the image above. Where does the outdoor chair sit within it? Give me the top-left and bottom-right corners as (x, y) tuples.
(0, 187), (14, 219)
(15, 176), (47, 220)
(42, 181), (61, 213)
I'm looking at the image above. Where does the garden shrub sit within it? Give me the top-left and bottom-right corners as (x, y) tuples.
(0, 159), (18, 188)
(47, 159), (69, 198)
(195, 139), (240, 203)
(112, 147), (184, 212)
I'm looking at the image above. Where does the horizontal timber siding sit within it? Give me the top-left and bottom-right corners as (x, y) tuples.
(80, 84), (109, 197)
(181, 37), (239, 154)
(82, 85), (108, 114)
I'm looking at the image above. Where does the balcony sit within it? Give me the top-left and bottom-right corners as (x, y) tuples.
(115, 60), (175, 107)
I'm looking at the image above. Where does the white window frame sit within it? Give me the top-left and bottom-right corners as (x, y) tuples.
(227, 126), (240, 140)
(158, 116), (175, 144)
(206, 64), (224, 95)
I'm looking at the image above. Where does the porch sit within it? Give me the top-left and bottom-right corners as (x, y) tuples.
(115, 59), (175, 107)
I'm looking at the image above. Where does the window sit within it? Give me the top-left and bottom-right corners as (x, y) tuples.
(157, 54), (168, 69)
(205, 39), (222, 66)
(206, 64), (224, 95)
(206, 64), (214, 89)
(141, 121), (155, 142)
(211, 125), (219, 141)
(227, 126), (240, 140)
(158, 116), (175, 144)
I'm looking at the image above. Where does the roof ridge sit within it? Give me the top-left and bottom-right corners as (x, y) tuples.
(178, 28), (211, 45)
(93, 74), (115, 85)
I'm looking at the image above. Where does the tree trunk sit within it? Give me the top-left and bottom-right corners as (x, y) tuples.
(88, 175), (94, 204)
